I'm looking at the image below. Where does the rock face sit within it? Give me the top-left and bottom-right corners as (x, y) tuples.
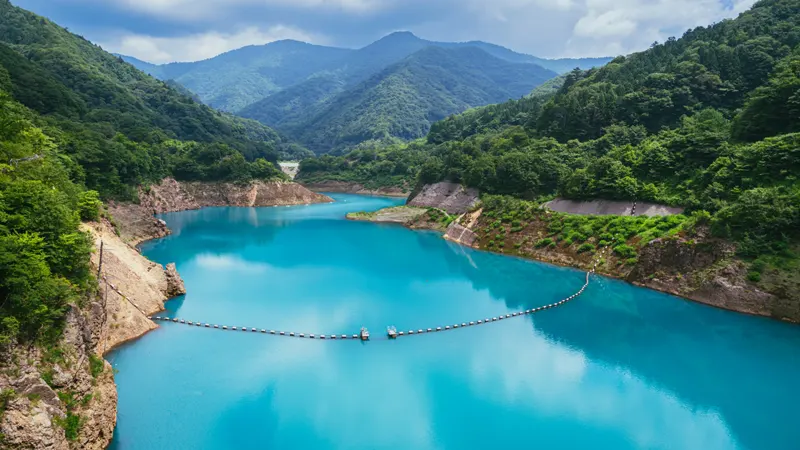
(544, 197), (684, 216)
(84, 220), (174, 352)
(0, 311), (119, 450)
(629, 235), (799, 321)
(109, 178), (332, 245)
(443, 222), (478, 246)
(0, 219), (186, 450)
(165, 263), (186, 297)
(407, 182), (479, 214)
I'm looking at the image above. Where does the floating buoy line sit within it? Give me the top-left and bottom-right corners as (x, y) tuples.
(151, 245), (612, 342)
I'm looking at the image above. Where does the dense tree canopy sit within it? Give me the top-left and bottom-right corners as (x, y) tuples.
(0, 0), (291, 200)
(299, 0), (800, 258)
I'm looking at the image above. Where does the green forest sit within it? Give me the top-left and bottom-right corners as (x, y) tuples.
(0, 0), (295, 348)
(299, 0), (800, 278)
(241, 45), (557, 154)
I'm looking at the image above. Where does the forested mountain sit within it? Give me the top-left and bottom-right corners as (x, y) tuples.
(120, 41), (351, 113)
(0, 0), (292, 199)
(242, 46), (557, 154)
(119, 32), (609, 153)
(299, 0), (800, 294)
(121, 31), (610, 114)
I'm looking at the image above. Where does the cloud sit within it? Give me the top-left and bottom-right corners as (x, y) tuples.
(102, 25), (326, 63)
(25, 0), (760, 62)
(564, 0), (759, 56)
(98, 0), (390, 21)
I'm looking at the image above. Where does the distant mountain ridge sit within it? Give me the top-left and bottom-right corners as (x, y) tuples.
(120, 32), (605, 153)
(120, 33), (610, 113)
(253, 45), (558, 153)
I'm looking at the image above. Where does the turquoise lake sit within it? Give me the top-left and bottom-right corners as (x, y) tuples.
(108, 194), (800, 450)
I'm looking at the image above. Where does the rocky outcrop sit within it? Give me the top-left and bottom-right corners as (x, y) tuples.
(109, 178), (332, 245)
(302, 180), (410, 197)
(1, 310), (119, 450)
(0, 218), (186, 449)
(84, 220), (174, 352)
(629, 235), (799, 322)
(443, 222), (479, 246)
(544, 197), (684, 216)
(407, 182), (479, 215)
(165, 263), (186, 298)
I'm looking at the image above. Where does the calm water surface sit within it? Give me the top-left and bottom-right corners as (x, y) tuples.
(108, 194), (800, 450)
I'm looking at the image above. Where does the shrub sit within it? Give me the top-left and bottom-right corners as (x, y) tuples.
(577, 243), (596, 253)
(0, 388), (15, 416)
(77, 190), (102, 221)
(747, 271), (762, 282)
(535, 238), (554, 248)
(89, 354), (104, 378)
(750, 259), (767, 274)
(613, 244), (637, 258)
(625, 257), (638, 266)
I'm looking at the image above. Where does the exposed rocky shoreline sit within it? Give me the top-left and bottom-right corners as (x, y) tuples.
(110, 178), (332, 245)
(363, 183), (800, 323)
(0, 179), (331, 449)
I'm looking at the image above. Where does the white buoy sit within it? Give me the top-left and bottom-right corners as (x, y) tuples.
(223, 326), (228, 330)
(261, 329), (267, 333)
(445, 326), (450, 330)
(270, 330), (276, 334)
(299, 333), (305, 337)
(462, 323), (467, 327)
(214, 325), (219, 328)
(205, 324), (210, 327)
(399, 332), (404, 336)
(341, 335), (346, 339)
(418, 330), (423, 333)
(188, 321), (193, 325)
(310, 334), (315, 338)
(290, 332), (296, 337)
(427, 328), (432, 333)
(180, 319), (185, 323)
(280, 331), (285, 336)
(469, 322), (475, 325)
(409, 330), (415, 334)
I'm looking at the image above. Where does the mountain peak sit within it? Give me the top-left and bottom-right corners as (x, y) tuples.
(377, 31), (423, 43)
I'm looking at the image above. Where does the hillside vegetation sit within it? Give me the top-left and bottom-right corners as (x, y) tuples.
(259, 46), (557, 154)
(0, 0), (302, 350)
(299, 0), (800, 300)
(0, 0), (295, 199)
(124, 31), (610, 153)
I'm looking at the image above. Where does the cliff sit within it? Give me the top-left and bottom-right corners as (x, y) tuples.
(109, 178), (332, 244)
(407, 182), (479, 214)
(0, 219), (184, 449)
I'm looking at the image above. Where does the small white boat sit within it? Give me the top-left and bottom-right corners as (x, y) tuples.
(387, 326), (397, 339)
(360, 327), (370, 341)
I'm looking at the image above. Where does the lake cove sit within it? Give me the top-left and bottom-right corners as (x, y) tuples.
(108, 194), (800, 450)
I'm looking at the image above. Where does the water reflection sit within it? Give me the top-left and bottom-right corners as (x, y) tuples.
(110, 194), (800, 450)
